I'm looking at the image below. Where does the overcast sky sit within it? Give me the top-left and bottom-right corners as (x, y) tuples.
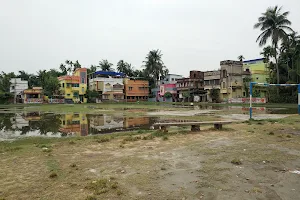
(1, 0), (300, 77)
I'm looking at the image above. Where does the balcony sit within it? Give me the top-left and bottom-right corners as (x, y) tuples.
(220, 88), (228, 94)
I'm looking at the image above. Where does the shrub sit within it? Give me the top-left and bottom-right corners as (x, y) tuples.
(49, 172), (58, 178)
(231, 158), (242, 165)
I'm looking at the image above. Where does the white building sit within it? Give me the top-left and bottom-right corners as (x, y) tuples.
(89, 71), (125, 101)
(10, 78), (28, 103)
(10, 78), (28, 94)
(160, 74), (183, 85)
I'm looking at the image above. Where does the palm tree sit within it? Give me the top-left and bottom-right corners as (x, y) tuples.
(116, 60), (127, 73)
(65, 60), (74, 75)
(237, 55), (245, 62)
(73, 60), (81, 71)
(254, 6), (293, 84)
(143, 49), (168, 86)
(89, 65), (97, 73)
(260, 46), (276, 63)
(59, 64), (67, 75)
(99, 59), (114, 71)
(18, 70), (30, 80)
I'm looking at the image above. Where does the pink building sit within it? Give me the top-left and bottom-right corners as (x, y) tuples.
(159, 84), (177, 96)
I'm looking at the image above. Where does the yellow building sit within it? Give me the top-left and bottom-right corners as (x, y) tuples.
(243, 58), (269, 97)
(58, 68), (88, 103)
(59, 113), (88, 136)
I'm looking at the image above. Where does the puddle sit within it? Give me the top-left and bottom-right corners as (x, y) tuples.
(0, 112), (158, 140)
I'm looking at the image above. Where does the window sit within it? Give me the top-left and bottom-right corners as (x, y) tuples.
(67, 94), (70, 96)
(72, 83), (79, 87)
(222, 82), (226, 89)
(172, 78), (175, 81)
(82, 87), (84, 93)
(62, 120), (65, 125)
(129, 87), (133, 91)
(256, 77), (259, 80)
(222, 70), (227, 77)
(12, 86), (15, 89)
(62, 83), (65, 88)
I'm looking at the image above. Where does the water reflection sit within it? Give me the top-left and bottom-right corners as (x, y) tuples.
(0, 112), (155, 140)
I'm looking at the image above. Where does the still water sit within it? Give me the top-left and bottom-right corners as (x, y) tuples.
(0, 112), (157, 140)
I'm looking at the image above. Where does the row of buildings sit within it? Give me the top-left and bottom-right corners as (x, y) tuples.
(151, 58), (269, 102)
(10, 58), (268, 103)
(58, 69), (149, 103)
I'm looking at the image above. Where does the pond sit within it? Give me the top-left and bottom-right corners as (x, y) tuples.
(0, 112), (158, 140)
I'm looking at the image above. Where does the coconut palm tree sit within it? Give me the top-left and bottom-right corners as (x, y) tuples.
(99, 59), (114, 71)
(237, 55), (245, 62)
(73, 60), (81, 72)
(116, 60), (127, 73)
(59, 64), (67, 75)
(254, 6), (293, 84)
(143, 49), (168, 86)
(260, 46), (276, 63)
(65, 60), (74, 75)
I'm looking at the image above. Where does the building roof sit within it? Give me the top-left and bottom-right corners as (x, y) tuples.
(58, 76), (80, 81)
(243, 58), (264, 63)
(94, 71), (125, 76)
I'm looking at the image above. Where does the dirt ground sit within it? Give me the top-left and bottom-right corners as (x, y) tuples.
(1, 117), (300, 200)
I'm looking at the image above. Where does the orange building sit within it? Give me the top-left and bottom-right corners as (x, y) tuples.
(124, 78), (149, 102)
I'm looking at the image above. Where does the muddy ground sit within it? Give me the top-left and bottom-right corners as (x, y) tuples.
(1, 116), (300, 200)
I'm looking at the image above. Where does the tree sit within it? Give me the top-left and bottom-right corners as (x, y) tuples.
(254, 6), (293, 84)
(243, 76), (252, 97)
(17, 70), (30, 80)
(117, 60), (135, 76)
(88, 65), (97, 74)
(43, 76), (59, 97)
(210, 88), (220, 102)
(59, 63), (67, 75)
(99, 59), (114, 71)
(73, 60), (81, 72)
(164, 92), (172, 98)
(116, 60), (127, 73)
(37, 70), (48, 88)
(0, 72), (16, 92)
(143, 49), (168, 86)
(65, 60), (74, 75)
(238, 55), (245, 62)
(260, 46), (275, 63)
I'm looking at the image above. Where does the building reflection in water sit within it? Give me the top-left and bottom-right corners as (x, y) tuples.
(1, 112), (153, 139)
(59, 113), (88, 136)
(88, 114), (151, 134)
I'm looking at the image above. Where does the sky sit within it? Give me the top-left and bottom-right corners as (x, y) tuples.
(0, 0), (300, 77)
